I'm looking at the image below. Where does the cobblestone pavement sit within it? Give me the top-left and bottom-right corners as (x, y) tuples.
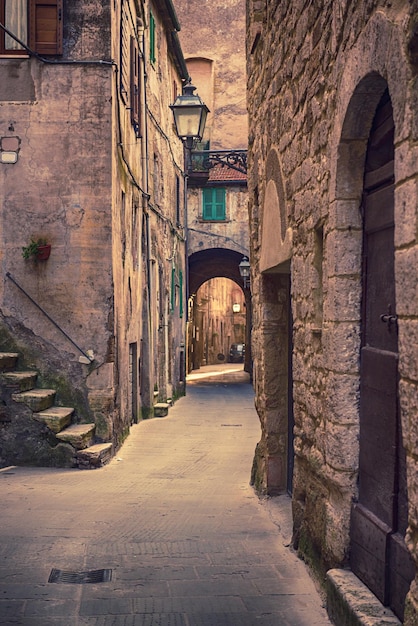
(0, 365), (332, 625)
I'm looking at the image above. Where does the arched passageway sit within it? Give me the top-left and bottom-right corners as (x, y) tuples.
(188, 248), (251, 375)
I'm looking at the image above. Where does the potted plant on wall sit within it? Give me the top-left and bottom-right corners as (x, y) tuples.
(22, 238), (51, 261)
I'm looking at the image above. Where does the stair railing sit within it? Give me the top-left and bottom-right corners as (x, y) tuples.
(6, 272), (93, 363)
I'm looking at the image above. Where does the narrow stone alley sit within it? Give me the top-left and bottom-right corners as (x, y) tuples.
(0, 365), (331, 625)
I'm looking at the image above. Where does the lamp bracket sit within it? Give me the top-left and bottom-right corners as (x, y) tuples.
(191, 149), (247, 175)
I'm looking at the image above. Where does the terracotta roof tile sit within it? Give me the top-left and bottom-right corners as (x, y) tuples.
(208, 163), (247, 182)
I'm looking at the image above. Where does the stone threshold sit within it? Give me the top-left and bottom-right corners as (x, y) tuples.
(327, 568), (401, 626)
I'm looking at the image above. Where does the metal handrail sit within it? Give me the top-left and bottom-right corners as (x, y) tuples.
(6, 272), (93, 362)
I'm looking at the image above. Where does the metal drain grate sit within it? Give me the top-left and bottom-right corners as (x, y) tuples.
(48, 568), (112, 584)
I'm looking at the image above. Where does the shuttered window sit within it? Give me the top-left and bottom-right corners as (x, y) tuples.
(202, 188), (226, 221)
(30, 0), (62, 55)
(120, 9), (129, 102)
(149, 11), (155, 64)
(130, 35), (141, 137)
(1, 0), (62, 55)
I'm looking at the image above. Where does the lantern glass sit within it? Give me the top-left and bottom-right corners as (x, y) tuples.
(170, 84), (209, 141)
(239, 257), (250, 279)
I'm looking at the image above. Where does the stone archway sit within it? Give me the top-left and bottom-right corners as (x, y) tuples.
(251, 148), (294, 495)
(188, 248), (251, 373)
(332, 74), (414, 620)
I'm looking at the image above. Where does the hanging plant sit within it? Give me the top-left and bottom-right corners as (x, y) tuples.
(22, 238), (51, 261)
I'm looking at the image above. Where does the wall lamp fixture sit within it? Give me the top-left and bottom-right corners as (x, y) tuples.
(239, 256), (250, 290)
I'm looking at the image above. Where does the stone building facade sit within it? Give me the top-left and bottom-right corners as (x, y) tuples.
(174, 0), (250, 373)
(0, 0), (188, 466)
(247, 0), (418, 622)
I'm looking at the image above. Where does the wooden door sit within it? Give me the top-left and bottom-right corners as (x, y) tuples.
(350, 90), (414, 621)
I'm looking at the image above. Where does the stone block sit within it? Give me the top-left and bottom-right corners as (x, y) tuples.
(326, 229), (362, 277)
(396, 248), (418, 317)
(12, 389), (56, 412)
(56, 423), (95, 449)
(324, 423), (359, 472)
(154, 403), (169, 418)
(398, 320), (418, 382)
(0, 353), (19, 372)
(76, 443), (112, 469)
(321, 322), (361, 374)
(1, 371), (37, 392)
(33, 407), (74, 434)
(395, 180), (417, 248)
(328, 200), (362, 231)
(324, 276), (361, 323)
(327, 568), (401, 626)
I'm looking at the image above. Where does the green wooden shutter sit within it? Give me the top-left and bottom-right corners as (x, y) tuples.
(214, 188), (226, 219)
(30, 0), (63, 55)
(130, 36), (141, 136)
(149, 12), (156, 64)
(202, 188), (226, 220)
(170, 267), (175, 313)
(179, 270), (183, 318)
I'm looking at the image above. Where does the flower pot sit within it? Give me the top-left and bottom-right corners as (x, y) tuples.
(36, 244), (51, 260)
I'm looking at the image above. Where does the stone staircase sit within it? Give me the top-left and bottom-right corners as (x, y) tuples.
(0, 352), (112, 469)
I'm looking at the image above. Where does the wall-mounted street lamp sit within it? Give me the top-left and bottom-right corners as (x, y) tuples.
(239, 256), (250, 290)
(170, 81), (209, 174)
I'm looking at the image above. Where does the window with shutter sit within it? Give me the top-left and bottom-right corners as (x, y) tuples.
(30, 0), (62, 55)
(120, 9), (130, 102)
(1, 0), (62, 56)
(202, 188), (226, 221)
(130, 35), (141, 137)
(149, 11), (155, 64)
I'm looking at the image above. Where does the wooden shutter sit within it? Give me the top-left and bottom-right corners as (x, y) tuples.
(130, 36), (141, 136)
(149, 12), (155, 64)
(30, 0), (62, 55)
(214, 188), (226, 219)
(179, 270), (183, 318)
(120, 9), (129, 103)
(203, 188), (226, 220)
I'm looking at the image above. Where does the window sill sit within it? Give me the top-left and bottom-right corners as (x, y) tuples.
(0, 54), (30, 59)
(198, 218), (229, 223)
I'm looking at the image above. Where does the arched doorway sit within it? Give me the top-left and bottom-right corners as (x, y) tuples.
(349, 88), (414, 621)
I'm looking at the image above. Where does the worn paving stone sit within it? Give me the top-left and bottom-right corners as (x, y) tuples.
(0, 366), (331, 625)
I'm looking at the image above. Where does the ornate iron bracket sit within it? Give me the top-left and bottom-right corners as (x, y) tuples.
(191, 149), (247, 175)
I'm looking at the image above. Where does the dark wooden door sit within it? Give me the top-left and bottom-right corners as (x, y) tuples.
(350, 90), (414, 621)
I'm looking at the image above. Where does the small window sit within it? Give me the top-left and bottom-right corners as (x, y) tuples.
(149, 11), (156, 64)
(0, 0), (63, 56)
(202, 188), (226, 221)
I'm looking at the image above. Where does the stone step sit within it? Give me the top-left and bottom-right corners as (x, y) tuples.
(0, 352), (19, 372)
(33, 407), (74, 434)
(55, 423), (96, 449)
(154, 402), (169, 417)
(1, 371), (38, 391)
(12, 388), (56, 412)
(76, 443), (113, 469)
(327, 569), (401, 626)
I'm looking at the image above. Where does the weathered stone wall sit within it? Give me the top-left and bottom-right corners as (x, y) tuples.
(187, 185), (249, 257)
(175, 0), (248, 150)
(247, 0), (418, 619)
(0, 2), (116, 445)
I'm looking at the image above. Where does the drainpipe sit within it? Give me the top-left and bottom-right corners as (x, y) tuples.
(138, 22), (155, 411)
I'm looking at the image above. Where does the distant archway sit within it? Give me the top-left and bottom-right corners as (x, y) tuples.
(188, 248), (251, 374)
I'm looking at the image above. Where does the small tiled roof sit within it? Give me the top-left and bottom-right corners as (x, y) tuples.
(208, 163), (247, 182)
